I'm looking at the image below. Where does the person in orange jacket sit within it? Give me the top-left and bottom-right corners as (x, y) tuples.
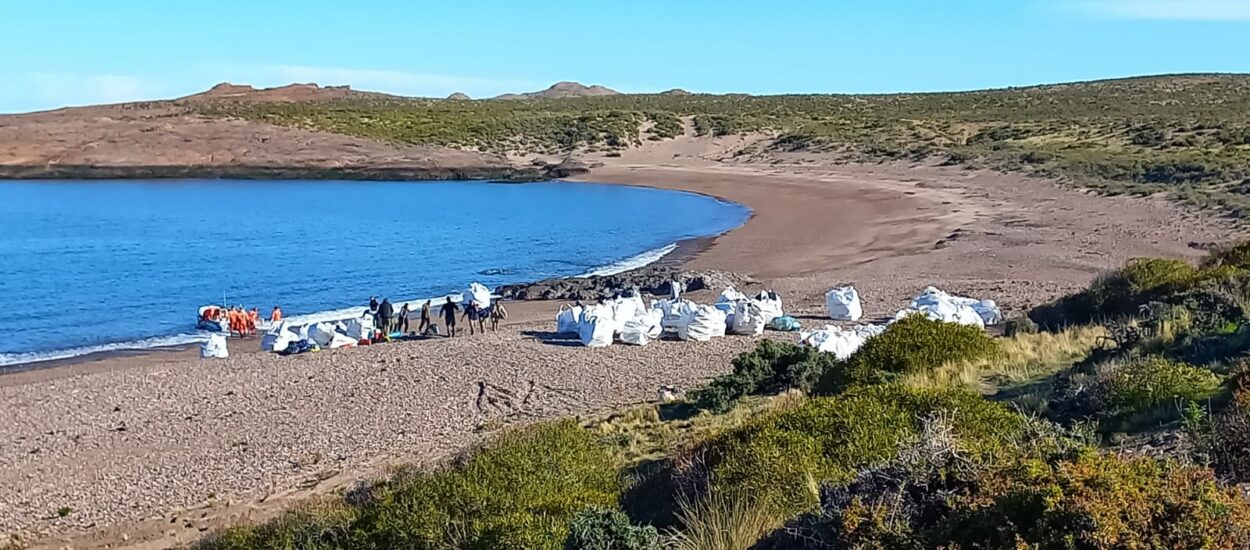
(247, 307), (260, 335)
(226, 307), (240, 337)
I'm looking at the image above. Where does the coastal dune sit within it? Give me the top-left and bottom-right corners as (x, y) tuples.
(0, 135), (1240, 548)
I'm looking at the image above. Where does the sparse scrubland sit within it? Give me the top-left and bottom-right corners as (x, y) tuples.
(200, 74), (1250, 215)
(189, 239), (1250, 550)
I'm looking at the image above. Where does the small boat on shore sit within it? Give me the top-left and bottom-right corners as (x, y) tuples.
(197, 305), (228, 332)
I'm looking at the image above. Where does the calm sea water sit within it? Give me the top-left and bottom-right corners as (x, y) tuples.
(0, 180), (749, 365)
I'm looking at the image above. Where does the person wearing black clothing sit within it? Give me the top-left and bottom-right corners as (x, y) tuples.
(397, 303), (410, 334)
(440, 297), (458, 337)
(419, 301), (432, 334)
(378, 298), (395, 334)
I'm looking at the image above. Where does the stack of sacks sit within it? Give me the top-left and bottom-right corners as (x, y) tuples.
(894, 287), (1002, 328)
(307, 322), (337, 347)
(345, 315), (376, 341)
(826, 286), (863, 321)
(328, 332), (358, 349)
(677, 305), (727, 342)
(799, 323), (886, 360)
(609, 293), (648, 326)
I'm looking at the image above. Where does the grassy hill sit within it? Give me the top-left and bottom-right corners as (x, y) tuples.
(197, 74), (1250, 215)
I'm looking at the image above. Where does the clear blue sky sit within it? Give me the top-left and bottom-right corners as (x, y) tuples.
(2, 0), (1248, 113)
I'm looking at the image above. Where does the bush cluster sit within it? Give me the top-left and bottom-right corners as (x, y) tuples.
(1104, 356), (1220, 415)
(198, 420), (621, 550)
(792, 451), (1250, 549)
(815, 316), (999, 395)
(705, 385), (1021, 517)
(564, 508), (663, 550)
(688, 340), (835, 413)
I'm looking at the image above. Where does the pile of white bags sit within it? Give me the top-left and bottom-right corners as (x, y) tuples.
(678, 305), (727, 342)
(610, 294), (648, 326)
(556, 304), (583, 335)
(826, 286), (863, 321)
(799, 323), (885, 360)
(463, 283), (492, 309)
(895, 287), (1001, 328)
(200, 333), (229, 359)
(730, 300), (768, 336)
(620, 309), (664, 346)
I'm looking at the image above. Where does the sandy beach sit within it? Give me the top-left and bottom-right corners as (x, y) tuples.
(1, 134), (1239, 548)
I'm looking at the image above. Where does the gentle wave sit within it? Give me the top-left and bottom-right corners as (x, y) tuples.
(578, 243), (678, 277)
(0, 333), (208, 368)
(1, 243), (681, 368)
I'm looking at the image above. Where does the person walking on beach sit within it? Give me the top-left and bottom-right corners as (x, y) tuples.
(419, 301), (432, 334)
(247, 307), (260, 335)
(397, 303), (410, 334)
(489, 301), (508, 332)
(378, 298), (395, 334)
(440, 297), (458, 337)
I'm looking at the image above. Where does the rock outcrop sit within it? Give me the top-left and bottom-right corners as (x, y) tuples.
(496, 268), (751, 301)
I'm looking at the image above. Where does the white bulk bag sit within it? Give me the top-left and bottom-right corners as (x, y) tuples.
(800, 326), (865, 360)
(678, 305), (727, 342)
(654, 299), (698, 332)
(971, 299), (1003, 326)
(578, 307), (616, 348)
(852, 323), (887, 339)
(328, 332), (358, 349)
(261, 322), (298, 352)
(620, 309), (664, 346)
(902, 287), (986, 328)
(714, 286), (746, 312)
(730, 300), (767, 336)
(826, 286), (863, 321)
(556, 304), (583, 335)
(345, 316), (376, 340)
(200, 333), (229, 359)
(611, 295), (647, 327)
(755, 291), (784, 324)
(308, 323), (336, 347)
(463, 282), (492, 309)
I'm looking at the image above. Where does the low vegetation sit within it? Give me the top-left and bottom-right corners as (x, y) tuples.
(188, 240), (1250, 550)
(199, 74), (1250, 216)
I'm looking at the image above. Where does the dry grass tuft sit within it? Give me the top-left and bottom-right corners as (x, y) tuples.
(902, 325), (1106, 393)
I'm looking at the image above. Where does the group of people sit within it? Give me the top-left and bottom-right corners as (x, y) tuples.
(367, 295), (507, 338)
(201, 305), (278, 338)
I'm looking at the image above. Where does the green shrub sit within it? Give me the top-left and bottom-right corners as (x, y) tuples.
(1031, 257), (1200, 327)
(815, 316), (999, 395)
(564, 508), (663, 550)
(804, 451), (1250, 549)
(355, 420), (621, 549)
(706, 385), (1021, 517)
(690, 340), (836, 413)
(1204, 241), (1250, 270)
(195, 499), (359, 550)
(1105, 356), (1220, 415)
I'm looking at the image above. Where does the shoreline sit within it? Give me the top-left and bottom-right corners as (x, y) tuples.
(0, 229), (728, 376)
(2, 146), (1240, 548)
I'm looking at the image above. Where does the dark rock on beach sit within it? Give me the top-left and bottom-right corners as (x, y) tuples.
(496, 267), (752, 301)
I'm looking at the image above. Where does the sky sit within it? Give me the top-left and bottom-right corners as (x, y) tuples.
(1, 0), (1249, 113)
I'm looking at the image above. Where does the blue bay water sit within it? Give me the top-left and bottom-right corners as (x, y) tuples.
(0, 180), (749, 365)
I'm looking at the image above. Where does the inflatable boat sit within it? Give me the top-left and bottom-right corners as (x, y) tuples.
(197, 305), (227, 332)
